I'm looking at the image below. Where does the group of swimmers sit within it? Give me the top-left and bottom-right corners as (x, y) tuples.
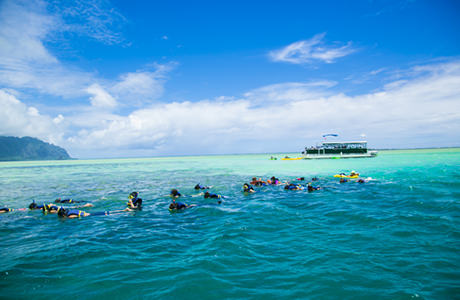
(242, 176), (321, 192)
(1, 171), (368, 217)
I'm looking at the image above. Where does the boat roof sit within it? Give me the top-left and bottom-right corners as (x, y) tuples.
(322, 141), (367, 144)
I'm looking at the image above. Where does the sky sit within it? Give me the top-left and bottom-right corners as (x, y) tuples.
(0, 0), (459, 158)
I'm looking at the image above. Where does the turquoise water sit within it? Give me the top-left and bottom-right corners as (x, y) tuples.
(1, 149), (459, 299)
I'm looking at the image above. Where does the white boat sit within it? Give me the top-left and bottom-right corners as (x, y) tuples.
(302, 141), (378, 159)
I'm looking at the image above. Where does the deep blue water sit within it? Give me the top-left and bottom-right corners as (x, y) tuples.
(0, 149), (459, 299)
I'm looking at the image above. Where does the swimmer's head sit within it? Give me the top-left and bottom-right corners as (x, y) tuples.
(169, 202), (177, 210)
(170, 189), (180, 197)
(29, 201), (37, 209)
(129, 192), (138, 199)
(204, 191), (210, 198)
(57, 207), (66, 217)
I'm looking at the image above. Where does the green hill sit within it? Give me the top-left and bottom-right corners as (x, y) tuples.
(0, 136), (71, 161)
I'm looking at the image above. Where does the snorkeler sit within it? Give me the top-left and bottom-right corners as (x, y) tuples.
(204, 191), (223, 199)
(126, 192), (142, 210)
(284, 183), (303, 190)
(0, 207), (14, 213)
(170, 189), (182, 198)
(57, 207), (126, 218)
(311, 177), (319, 181)
(340, 178), (348, 183)
(307, 183), (321, 192)
(57, 208), (90, 218)
(243, 183), (255, 193)
(194, 184), (210, 190)
(268, 176), (285, 185)
(42, 204), (60, 213)
(296, 177), (305, 181)
(28, 200), (46, 210)
(250, 177), (267, 187)
(0, 206), (27, 213)
(54, 198), (84, 204)
(29, 199), (93, 212)
(168, 199), (196, 211)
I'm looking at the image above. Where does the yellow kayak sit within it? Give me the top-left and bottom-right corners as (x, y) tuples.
(281, 157), (303, 161)
(334, 174), (359, 179)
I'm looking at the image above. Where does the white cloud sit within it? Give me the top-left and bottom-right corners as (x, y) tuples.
(0, 0), (126, 98)
(53, 114), (64, 124)
(269, 33), (356, 64)
(86, 84), (117, 108)
(0, 89), (64, 145)
(61, 60), (460, 157)
(112, 72), (164, 103)
(1, 60), (459, 157)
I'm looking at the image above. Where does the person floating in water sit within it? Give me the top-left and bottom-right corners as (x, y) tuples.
(243, 183), (255, 193)
(307, 183), (321, 192)
(340, 178), (348, 183)
(284, 183), (303, 190)
(54, 198), (85, 204)
(311, 177), (319, 181)
(0, 206), (27, 213)
(0, 207), (16, 213)
(296, 177), (305, 181)
(29, 200), (94, 213)
(126, 192), (142, 210)
(30, 200), (93, 211)
(57, 208), (91, 218)
(57, 207), (127, 218)
(42, 204), (61, 213)
(168, 199), (196, 211)
(267, 176), (282, 185)
(194, 184), (210, 190)
(204, 191), (223, 199)
(28, 200), (46, 210)
(251, 177), (267, 186)
(170, 189), (182, 198)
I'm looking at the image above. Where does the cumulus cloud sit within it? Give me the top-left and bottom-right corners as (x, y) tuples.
(0, 89), (64, 145)
(63, 60), (460, 157)
(86, 84), (117, 108)
(112, 66), (172, 105)
(1, 60), (459, 157)
(269, 33), (356, 64)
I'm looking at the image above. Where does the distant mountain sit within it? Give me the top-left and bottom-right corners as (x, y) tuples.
(0, 136), (71, 161)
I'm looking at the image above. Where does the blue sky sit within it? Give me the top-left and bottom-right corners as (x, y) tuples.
(0, 0), (459, 157)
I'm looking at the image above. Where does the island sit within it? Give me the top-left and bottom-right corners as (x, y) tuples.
(0, 136), (71, 161)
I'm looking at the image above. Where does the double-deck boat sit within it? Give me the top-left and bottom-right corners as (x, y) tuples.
(302, 141), (378, 159)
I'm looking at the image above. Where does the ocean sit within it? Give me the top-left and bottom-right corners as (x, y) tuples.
(0, 149), (459, 299)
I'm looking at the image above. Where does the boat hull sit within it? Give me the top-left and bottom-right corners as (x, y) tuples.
(303, 151), (378, 159)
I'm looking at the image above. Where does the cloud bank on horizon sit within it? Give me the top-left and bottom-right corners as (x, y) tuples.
(0, 0), (459, 158)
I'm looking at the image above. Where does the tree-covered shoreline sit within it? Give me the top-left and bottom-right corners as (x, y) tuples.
(0, 136), (71, 161)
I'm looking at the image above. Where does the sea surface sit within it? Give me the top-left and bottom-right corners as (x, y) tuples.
(0, 149), (459, 299)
